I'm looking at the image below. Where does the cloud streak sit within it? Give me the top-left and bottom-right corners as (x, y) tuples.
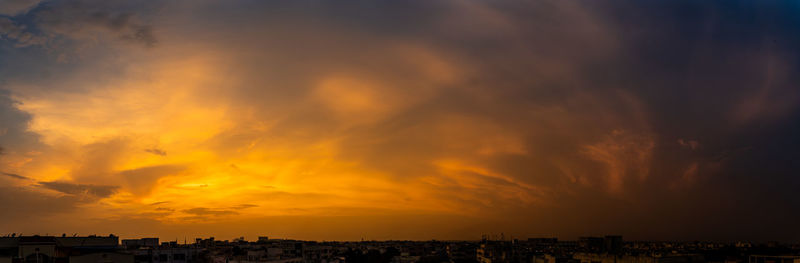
(38, 181), (119, 198)
(2, 172), (30, 180)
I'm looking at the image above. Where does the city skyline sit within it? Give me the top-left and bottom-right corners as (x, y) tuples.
(2, 233), (797, 263)
(1, 233), (796, 244)
(1, 0), (800, 242)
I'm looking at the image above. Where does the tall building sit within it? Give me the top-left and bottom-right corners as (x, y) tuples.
(578, 237), (604, 253)
(122, 239), (159, 249)
(603, 236), (622, 254)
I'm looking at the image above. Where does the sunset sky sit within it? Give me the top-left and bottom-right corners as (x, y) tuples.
(1, 0), (799, 242)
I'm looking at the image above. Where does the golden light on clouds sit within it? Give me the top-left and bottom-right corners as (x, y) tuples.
(0, 10), (669, 239)
(5, 44), (490, 236)
(2, 0), (800, 242)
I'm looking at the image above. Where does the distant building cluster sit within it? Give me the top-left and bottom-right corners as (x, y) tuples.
(0, 234), (798, 263)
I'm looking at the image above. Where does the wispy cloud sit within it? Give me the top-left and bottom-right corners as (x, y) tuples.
(144, 148), (166, 156)
(38, 181), (119, 198)
(2, 172), (30, 180)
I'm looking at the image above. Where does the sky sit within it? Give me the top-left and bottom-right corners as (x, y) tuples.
(0, 0), (799, 242)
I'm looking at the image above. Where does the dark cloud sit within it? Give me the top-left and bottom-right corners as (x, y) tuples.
(0, 90), (40, 151)
(38, 181), (119, 198)
(0, 0), (41, 15)
(232, 204), (258, 210)
(31, 0), (160, 47)
(0, 17), (49, 47)
(0, 182), (124, 227)
(183, 207), (238, 216)
(677, 139), (700, 150)
(0, 186), (82, 219)
(0, 0), (159, 49)
(144, 148), (166, 156)
(2, 172), (30, 180)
